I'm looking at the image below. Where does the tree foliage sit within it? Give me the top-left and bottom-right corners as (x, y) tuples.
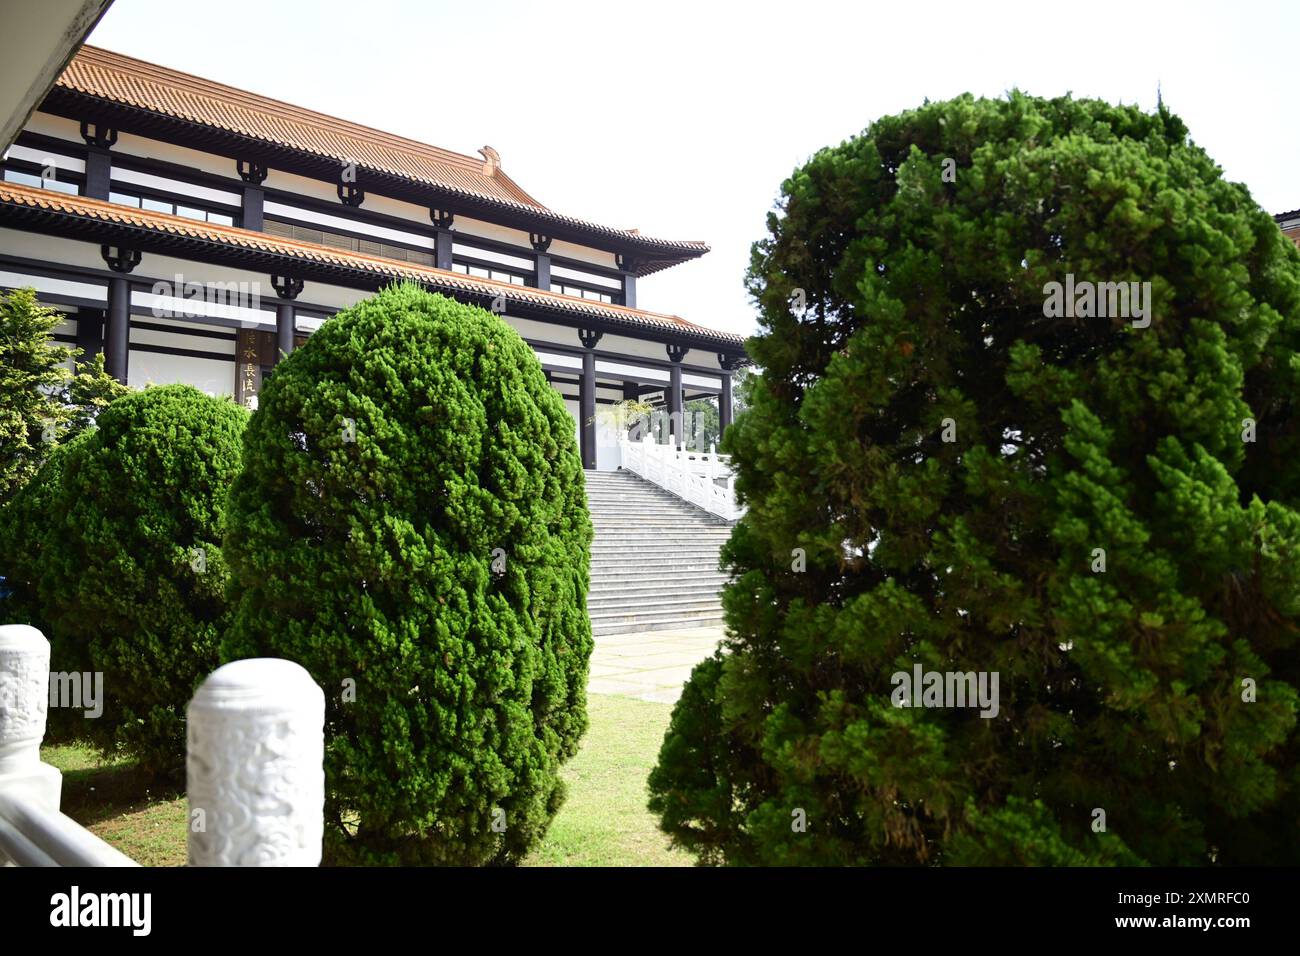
(649, 93), (1300, 865)
(222, 283), (592, 865)
(0, 288), (127, 503)
(0, 384), (247, 775)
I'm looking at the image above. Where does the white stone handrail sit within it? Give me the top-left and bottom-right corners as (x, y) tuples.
(619, 435), (745, 522)
(0, 624), (324, 867)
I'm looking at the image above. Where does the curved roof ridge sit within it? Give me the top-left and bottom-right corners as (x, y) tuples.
(63, 46), (544, 206)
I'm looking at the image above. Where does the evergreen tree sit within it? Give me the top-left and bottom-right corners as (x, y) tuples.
(649, 94), (1300, 865)
(0, 288), (127, 503)
(222, 283), (592, 865)
(0, 385), (247, 776)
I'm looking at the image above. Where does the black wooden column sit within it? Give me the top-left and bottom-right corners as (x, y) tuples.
(616, 254), (637, 309)
(431, 209), (454, 270)
(719, 372), (733, 434)
(271, 275), (304, 360)
(531, 233), (552, 290)
(666, 344), (688, 445)
(578, 329), (603, 470)
(100, 245), (140, 384)
(237, 161), (268, 230)
(75, 308), (105, 367)
(622, 381), (640, 402)
(718, 352), (742, 436)
(81, 123), (116, 200)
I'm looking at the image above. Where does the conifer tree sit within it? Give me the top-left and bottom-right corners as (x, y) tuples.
(0, 288), (126, 503)
(649, 94), (1300, 865)
(223, 283), (591, 865)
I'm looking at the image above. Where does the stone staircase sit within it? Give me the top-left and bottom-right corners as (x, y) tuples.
(585, 469), (733, 637)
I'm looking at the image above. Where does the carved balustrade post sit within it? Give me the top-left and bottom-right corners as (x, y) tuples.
(187, 658), (324, 866)
(0, 625), (62, 812)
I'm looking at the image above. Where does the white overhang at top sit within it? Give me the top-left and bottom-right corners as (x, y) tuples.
(0, 0), (113, 154)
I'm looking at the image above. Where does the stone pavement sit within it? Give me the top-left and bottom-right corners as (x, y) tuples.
(587, 626), (726, 704)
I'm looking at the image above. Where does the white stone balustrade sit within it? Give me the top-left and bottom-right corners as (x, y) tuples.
(187, 658), (324, 866)
(0, 624), (136, 866)
(619, 435), (744, 521)
(0, 624), (325, 867)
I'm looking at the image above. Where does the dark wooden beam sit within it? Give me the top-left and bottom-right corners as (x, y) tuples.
(74, 307), (104, 366)
(616, 253), (637, 309)
(100, 245), (140, 384)
(719, 371), (733, 436)
(271, 275), (304, 360)
(580, 348), (596, 470)
(238, 163), (268, 231)
(434, 228), (453, 271)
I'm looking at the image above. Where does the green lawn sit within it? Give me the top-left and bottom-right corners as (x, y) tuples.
(42, 741), (188, 867)
(42, 692), (689, 867)
(524, 693), (690, 867)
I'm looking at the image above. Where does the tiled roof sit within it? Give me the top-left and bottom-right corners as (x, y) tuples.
(1275, 209), (1300, 222)
(49, 47), (710, 270)
(0, 181), (745, 349)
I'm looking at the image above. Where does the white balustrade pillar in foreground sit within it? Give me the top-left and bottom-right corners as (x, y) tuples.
(0, 625), (62, 811)
(186, 658), (324, 866)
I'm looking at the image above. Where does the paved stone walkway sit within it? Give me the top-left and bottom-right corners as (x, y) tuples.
(587, 626), (726, 704)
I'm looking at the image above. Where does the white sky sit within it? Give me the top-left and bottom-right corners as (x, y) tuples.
(86, 0), (1299, 341)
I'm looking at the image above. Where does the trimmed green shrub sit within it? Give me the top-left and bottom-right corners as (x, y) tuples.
(648, 94), (1300, 865)
(0, 384), (248, 775)
(0, 434), (90, 659)
(222, 282), (592, 865)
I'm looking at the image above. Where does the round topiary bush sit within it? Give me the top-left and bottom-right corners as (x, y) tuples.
(1, 433), (84, 632)
(1, 384), (248, 776)
(221, 282), (592, 866)
(1, 434), (95, 749)
(648, 94), (1300, 865)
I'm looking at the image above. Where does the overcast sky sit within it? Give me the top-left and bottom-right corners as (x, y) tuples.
(86, 0), (1299, 340)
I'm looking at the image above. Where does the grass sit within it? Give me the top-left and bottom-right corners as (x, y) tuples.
(41, 692), (689, 867)
(525, 692), (690, 867)
(41, 741), (187, 867)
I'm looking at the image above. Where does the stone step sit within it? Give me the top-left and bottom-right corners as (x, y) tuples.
(589, 514), (727, 525)
(592, 532), (728, 541)
(589, 599), (723, 621)
(590, 523), (731, 531)
(591, 547), (727, 558)
(590, 569), (729, 582)
(590, 611), (726, 637)
(592, 539), (729, 547)
(585, 504), (717, 512)
(584, 469), (731, 633)
(591, 545), (728, 555)
(589, 575), (729, 588)
(591, 537), (726, 546)
(590, 514), (731, 523)
(588, 581), (722, 601)
(590, 555), (726, 566)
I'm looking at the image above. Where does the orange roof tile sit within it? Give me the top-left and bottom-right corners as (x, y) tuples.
(0, 181), (745, 349)
(49, 47), (709, 267)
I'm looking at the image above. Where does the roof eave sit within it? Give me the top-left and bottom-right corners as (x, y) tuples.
(0, 191), (745, 355)
(38, 87), (710, 277)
